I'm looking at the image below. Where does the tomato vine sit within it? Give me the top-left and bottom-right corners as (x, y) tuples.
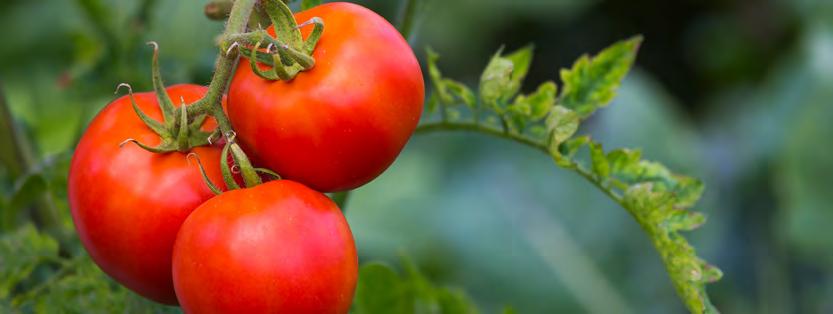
(0, 0), (724, 312)
(164, 0), (725, 311)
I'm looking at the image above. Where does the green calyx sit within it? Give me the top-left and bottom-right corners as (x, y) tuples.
(223, 0), (324, 81)
(117, 42), (215, 153)
(188, 133), (282, 195)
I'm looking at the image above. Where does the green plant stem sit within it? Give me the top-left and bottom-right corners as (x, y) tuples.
(416, 120), (726, 312)
(198, 0), (259, 139)
(0, 81), (62, 232)
(416, 121), (544, 152)
(417, 121), (628, 210)
(0, 80), (31, 179)
(397, 0), (420, 41)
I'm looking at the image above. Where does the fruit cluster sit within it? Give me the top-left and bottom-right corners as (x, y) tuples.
(67, 2), (423, 313)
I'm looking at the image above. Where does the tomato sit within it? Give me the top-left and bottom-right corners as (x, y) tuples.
(228, 2), (425, 192)
(172, 180), (358, 313)
(68, 84), (225, 305)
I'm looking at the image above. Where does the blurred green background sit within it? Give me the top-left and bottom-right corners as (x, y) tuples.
(1, 0), (832, 313)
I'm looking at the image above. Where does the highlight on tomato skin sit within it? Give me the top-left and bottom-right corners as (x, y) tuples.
(68, 84), (226, 305)
(172, 180), (358, 314)
(228, 2), (425, 193)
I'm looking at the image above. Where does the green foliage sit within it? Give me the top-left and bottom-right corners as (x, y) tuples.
(479, 45), (534, 113)
(0, 223), (177, 313)
(421, 36), (721, 313)
(353, 259), (478, 314)
(0, 224), (58, 299)
(559, 36), (642, 118)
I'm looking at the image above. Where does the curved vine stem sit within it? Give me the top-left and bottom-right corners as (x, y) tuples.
(416, 119), (719, 313)
(415, 122), (626, 205)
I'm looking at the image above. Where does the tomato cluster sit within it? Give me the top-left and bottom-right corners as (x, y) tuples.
(68, 2), (422, 313)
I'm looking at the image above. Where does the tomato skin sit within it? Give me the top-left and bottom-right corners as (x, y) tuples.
(228, 2), (425, 192)
(68, 84), (225, 305)
(172, 180), (358, 314)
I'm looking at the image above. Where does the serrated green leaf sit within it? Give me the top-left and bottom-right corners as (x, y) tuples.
(445, 80), (477, 109)
(503, 44), (534, 96)
(623, 183), (720, 314)
(427, 48), (476, 111)
(672, 176), (705, 209)
(416, 37), (721, 313)
(665, 210), (706, 232)
(506, 81), (557, 132)
(590, 142), (610, 178)
(426, 47), (452, 105)
(560, 36), (642, 118)
(560, 135), (590, 158)
(606, 148), (642, 173)
(546, 106), (579, 152)
(0, 224), (58, 299)
(525, 81), (557, 120)
(480, 45), (534, 111)
(301, 0), (321, 10)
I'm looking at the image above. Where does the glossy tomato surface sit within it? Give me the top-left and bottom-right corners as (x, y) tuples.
(172, 180), (358, 314)
(68, 84), (224, 304)
(228, 2), (425, 192)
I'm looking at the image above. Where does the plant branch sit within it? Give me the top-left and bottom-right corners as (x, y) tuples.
(0, 79), (32, 179)
(0, 80), (62, 232)
(198, 0), (260, 139)
(415, 120), (718, 313)
(397, 0), (420, 41)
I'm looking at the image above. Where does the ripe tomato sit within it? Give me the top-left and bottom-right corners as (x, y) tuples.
(172, 180), (358, 313)
(68, 84), (225, 305)
(228, 2), (425, 192)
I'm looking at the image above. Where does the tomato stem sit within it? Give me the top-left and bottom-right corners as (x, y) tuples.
(198, 0), (259, 141)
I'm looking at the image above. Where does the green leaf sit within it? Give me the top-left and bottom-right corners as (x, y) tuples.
(590, 142), (610, 178)
(503, 44), (534, 96)
(546, 106), (579, 152)
(479, 45), (534, 111)
(426, 47), (451, 105)
(606, 148), (642, 174)
(426, 48), (476, 111)
(415, 36), (722, 313)
(559, 36), (642, 118)
(0, 224), (58, 298)
(524, 81), (557, 121)
(506, 81), (557, 131)
(622, 183), (720, 314)
(301, 0), (322, 10)
(444, 80), (477, 109)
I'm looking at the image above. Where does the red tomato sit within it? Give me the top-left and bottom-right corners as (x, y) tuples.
(228, 2), (425, 192)
(172, 180), (358, 313)
(68, 84), (225, 305)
